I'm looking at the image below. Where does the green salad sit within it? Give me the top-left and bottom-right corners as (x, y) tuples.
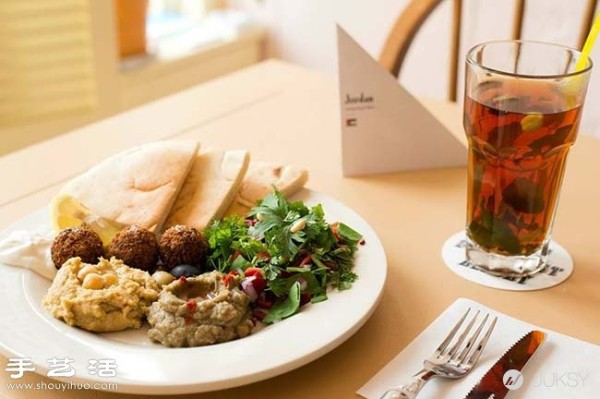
(204, 190), (363, 324)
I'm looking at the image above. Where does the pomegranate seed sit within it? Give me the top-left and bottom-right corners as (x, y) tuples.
(253, 308), (268, 321)
(256, 294), (274, 309)
(300, 292), (312, 306)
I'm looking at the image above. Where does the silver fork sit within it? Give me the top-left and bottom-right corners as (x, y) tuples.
(380, 308), (497, 399)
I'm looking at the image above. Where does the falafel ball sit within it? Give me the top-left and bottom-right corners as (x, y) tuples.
(51, 225), (104, 269)
(107, 225), (159, 272)
(159, 225), (208, 270)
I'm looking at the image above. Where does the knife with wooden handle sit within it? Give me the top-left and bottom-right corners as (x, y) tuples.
(463, 330), (546, 399)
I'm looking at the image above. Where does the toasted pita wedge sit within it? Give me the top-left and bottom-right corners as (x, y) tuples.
(165, 148), (250, 230)
(225, 162), (309, 216)
(61, 140), (198, 232)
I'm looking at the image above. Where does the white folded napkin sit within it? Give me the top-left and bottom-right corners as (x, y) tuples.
(358, 298), (599, 399)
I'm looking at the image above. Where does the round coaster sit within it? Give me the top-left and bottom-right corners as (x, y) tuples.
(441, 231), (573, 291)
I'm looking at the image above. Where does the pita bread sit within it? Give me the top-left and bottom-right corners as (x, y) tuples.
(165, 148), (250, 230)
(225, 162), (309, 216)
(61, 140), (198, 232)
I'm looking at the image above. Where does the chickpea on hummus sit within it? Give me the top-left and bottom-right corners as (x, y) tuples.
(43, 257), (160, 332)
(147, 271), (254, 347)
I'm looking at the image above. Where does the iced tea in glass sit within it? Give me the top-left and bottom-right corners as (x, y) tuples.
(463, 41), (592, 277)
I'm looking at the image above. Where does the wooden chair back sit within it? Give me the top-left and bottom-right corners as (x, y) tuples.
(379, 0), (598, 101)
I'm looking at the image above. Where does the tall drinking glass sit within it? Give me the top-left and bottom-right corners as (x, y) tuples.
(463, 41), (592, 277)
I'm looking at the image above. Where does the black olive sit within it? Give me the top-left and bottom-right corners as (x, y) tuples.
(170, 264), (202, 278)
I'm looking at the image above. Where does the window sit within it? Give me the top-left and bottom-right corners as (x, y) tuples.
(117, 0), (256, 61)
(0, 0), (96, 129)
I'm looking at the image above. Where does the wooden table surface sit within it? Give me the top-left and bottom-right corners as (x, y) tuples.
(1, 60), (599, 399)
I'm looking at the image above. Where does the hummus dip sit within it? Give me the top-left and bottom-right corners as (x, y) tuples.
(43, 257), (160, 332)
(147, 271), (253, 347)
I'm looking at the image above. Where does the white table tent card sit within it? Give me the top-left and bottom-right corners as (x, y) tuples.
(338, 25), (466, 176)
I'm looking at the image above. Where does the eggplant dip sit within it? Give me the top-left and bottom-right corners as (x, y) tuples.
(147, 271), (253, 347)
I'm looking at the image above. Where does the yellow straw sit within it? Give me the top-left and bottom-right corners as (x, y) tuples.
(576, 13), (600, 71)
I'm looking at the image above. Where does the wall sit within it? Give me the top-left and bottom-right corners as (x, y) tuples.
(242, 0), (600, 138)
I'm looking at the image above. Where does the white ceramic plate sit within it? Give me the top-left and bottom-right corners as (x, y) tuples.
(0, 190), (386, 394)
